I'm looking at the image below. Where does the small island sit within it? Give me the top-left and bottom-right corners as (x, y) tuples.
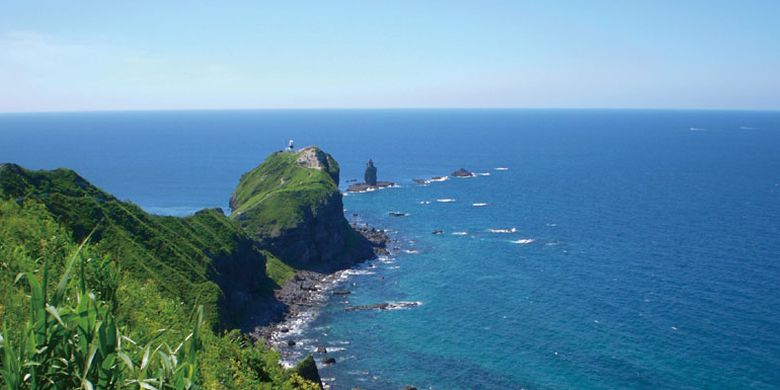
(347, 159), (396, 192)
(451, 168), (476, 178)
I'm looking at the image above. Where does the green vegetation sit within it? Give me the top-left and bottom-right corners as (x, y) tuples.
(230, 149), (340, 237)
(0, 237), (202, 389)
(0, 163), (321, 389)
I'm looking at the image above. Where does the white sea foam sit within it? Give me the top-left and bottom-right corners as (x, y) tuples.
(386, 301), (423, 310)
(689, 127), (706, 131)
(511, 238), (535, 244)
(472, 202), (489, 207)
(739, 126), (757, 130)
(476, 172), (491, 176)
(494, 167), (509, 171)
(403, 249), (419, 254)
(488, 227), (517, 233)
(429, 176), (449, 182)
(341, 269), (376, 277)
(436, 198), (456, 203)
(420, 200), (431, 205)
(452, 231), (468, 236)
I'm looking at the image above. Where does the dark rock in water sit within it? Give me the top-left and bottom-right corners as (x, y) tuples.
(432, 229), (444, 235)
(345, 301), (421, 312)
(280, 327), (290, 333)
(364, 159), (378, 186)
(323, 357), (336, 365)
(333, 290), (351, 296)
(287, 340), (296, 347)
(389, 211), (408, 217)
(451, 168), (475, 177)
(346, 159), (398, 192)
(413, 178), (427, 185)
(404, 386), (419, 390)
(294, 355), (324, 389)
(315, 346), (328, 354)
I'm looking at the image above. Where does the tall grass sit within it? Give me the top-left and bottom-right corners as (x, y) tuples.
(0, 236), (202, 390)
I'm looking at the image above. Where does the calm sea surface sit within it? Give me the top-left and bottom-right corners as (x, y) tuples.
(2, 109), (779, 389)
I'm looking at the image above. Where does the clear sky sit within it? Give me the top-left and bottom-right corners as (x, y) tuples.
(1, 1), (778, 112)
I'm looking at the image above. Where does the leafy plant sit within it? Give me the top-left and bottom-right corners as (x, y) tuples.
(0, 236), (202, 390)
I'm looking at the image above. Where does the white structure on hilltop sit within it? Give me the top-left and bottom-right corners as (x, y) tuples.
(286, 139), (294, 152)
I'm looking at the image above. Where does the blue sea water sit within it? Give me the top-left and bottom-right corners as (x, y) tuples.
(1, 109), (779, 389)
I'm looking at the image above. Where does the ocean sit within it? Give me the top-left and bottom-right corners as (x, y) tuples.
(1, 109), (779, 389)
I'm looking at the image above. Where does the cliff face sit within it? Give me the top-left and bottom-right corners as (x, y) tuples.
(230, 147), (374, 270)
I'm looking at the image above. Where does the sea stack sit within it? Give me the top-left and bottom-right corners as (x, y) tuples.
(364, 159), (378, 185)
(347, 159), (396, 192)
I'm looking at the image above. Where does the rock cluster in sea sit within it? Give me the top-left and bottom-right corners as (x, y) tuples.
(347, 159), (396, 192)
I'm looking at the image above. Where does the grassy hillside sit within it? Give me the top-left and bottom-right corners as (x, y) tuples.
(0, 163), (319, 389)
(230, 148), (340, 237)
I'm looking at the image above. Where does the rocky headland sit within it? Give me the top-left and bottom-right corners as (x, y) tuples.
(231, 147), (379, 272)
(228, 147), (395, 365)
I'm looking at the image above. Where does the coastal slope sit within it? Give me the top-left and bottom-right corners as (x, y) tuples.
(0, 162), (322, 388)
(0, 163), (280, 329)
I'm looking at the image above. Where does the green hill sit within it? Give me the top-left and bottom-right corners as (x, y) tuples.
(230, 147), (374, 270)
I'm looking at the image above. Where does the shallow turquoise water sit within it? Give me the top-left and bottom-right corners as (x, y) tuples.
(2, 109), (779, 388)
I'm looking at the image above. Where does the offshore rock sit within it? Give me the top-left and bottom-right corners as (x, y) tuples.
(364, 159), (378, 185)
(347, 158), (396, 192)
(451, 168), (475, 177)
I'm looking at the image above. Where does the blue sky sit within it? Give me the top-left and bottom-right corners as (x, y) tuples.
(1, 1), (778, 112)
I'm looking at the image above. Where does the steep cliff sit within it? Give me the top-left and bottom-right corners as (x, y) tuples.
(230, 147), (375, 270)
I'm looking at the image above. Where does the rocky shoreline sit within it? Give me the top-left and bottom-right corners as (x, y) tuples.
(250, 222), (391, 354)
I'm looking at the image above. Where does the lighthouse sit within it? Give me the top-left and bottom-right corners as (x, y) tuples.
(286, 139), (294, 152)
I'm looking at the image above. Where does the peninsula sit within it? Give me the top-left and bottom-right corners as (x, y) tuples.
(0, 146), (386, 389)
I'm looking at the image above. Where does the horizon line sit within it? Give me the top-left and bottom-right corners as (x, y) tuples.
(2, 106), (780, 115)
